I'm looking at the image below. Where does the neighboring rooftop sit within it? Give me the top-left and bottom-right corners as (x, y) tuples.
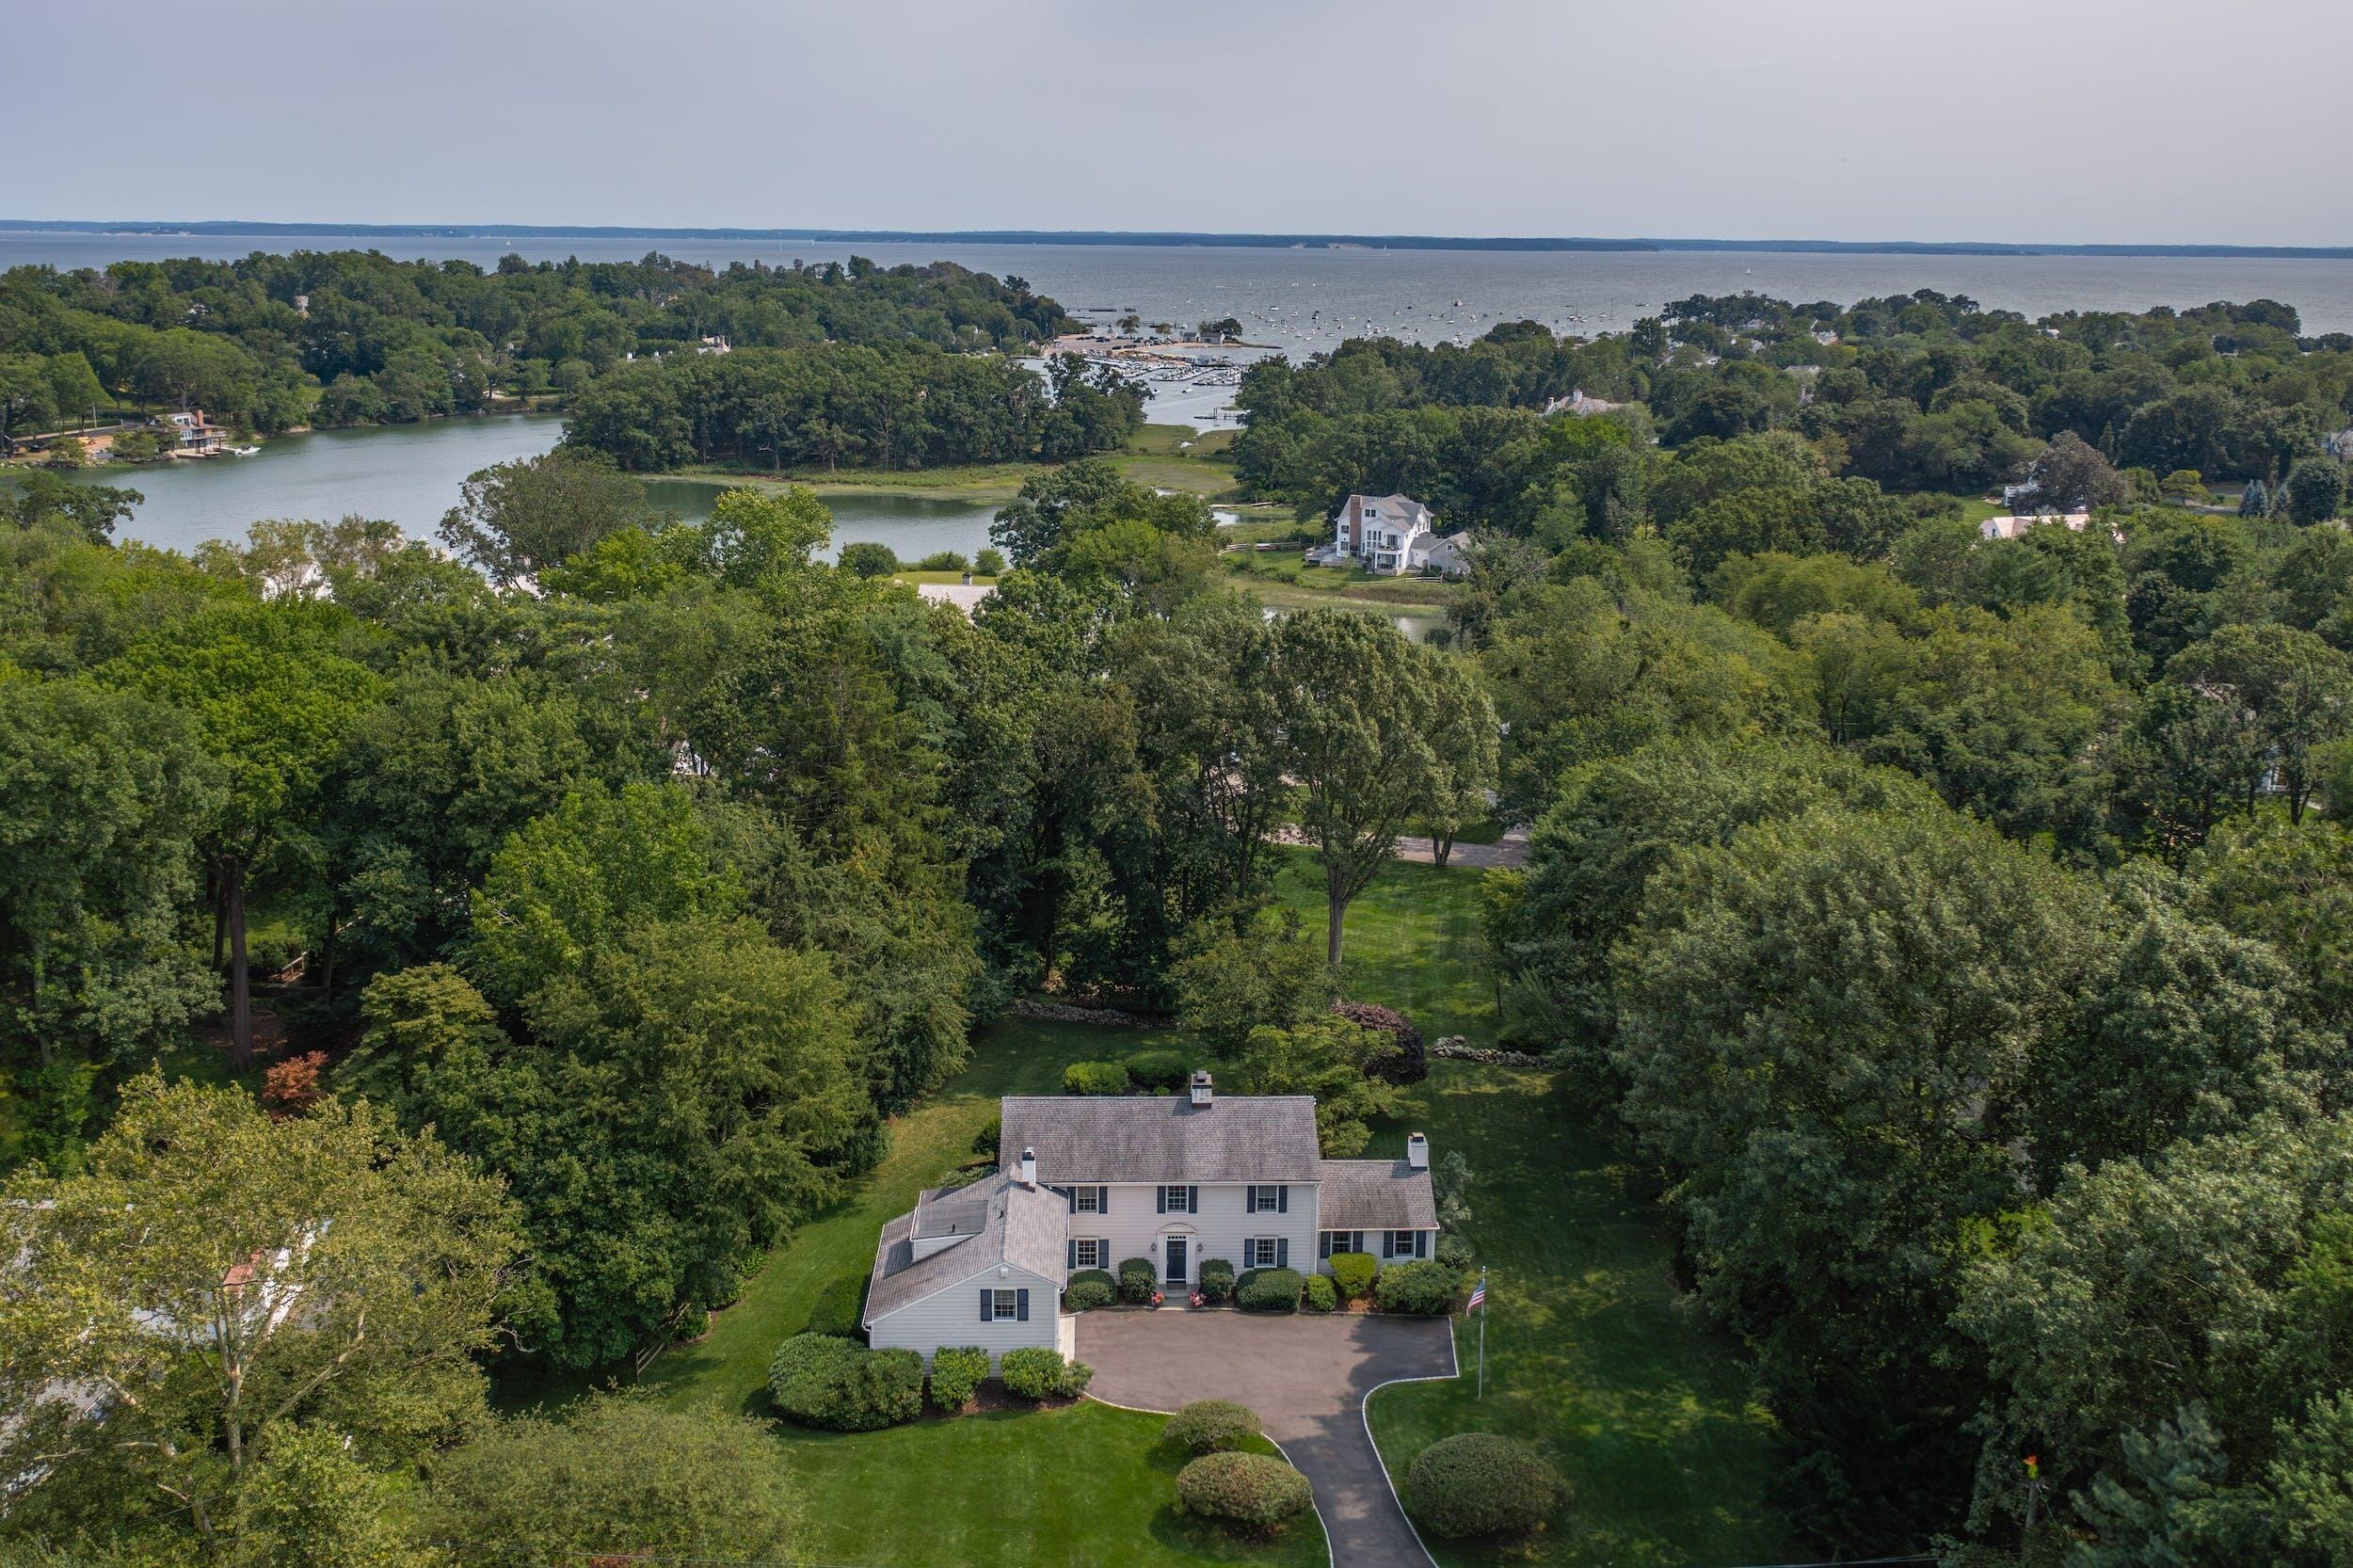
(1316, 1158), (1439, 1230)
(1000, 1092), (1323, 1185)
(864, 1171), (1067, 1321)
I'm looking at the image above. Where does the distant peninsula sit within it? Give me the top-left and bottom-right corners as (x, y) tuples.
(3, 219), (2350, 260)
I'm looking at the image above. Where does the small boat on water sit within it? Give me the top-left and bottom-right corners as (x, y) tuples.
(228, 444), (262, 456)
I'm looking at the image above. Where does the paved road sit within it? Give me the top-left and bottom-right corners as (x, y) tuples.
(1078, 1310), (1458, 1568)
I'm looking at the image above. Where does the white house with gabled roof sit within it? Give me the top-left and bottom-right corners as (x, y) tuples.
(863, 1072), (1437, 1364)
(1311, 493), (1473, 578)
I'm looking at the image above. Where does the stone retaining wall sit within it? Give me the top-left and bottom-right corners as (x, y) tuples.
(1007, 999), (1176, 1030)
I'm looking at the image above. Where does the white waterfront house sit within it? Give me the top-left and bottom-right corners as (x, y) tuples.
(1310, 493), (1473, 577)
(862, 1072), (1438, 1365)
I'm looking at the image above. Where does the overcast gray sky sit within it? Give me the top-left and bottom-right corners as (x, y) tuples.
(4, 0), (2345, 246)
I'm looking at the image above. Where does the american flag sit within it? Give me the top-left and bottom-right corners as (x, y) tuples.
(1466, 1275), (1486, 1313)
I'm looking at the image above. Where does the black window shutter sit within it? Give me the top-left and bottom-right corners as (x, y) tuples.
(1066, 1240), (1077, 1270)
(1156, 1187), (1166, 1214)
(1097, 1186), (1109, 1213)
(1245, 1187), (1257, 1214)
(1277, 1185), (1289, 1214)
(1319, 1231), (1333, 1259)
(1276, 1237), (1289, 1268)
(1016, 1288), (1031, 1322)
(980, 1289), (992, 1321)
(1187, 1185), (1198, 1213)
(1063, 1186), (1075, 1212)
(1383, 1232), (1396, 1258)
(1417, 1230), (1430, 1259)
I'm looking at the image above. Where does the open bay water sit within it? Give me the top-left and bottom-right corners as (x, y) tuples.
(21, 232), (2353, 552)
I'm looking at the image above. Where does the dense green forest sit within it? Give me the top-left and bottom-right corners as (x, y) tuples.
(0, 248), (1076, 433)
(6, 284), (2353, 1568)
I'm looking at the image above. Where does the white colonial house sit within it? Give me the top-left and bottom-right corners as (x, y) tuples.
(862, 1072), (1438, 1365)
(1309, 492), (1474, 578)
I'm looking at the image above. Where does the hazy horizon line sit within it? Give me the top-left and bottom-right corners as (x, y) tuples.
(4, 218), (2351, 263)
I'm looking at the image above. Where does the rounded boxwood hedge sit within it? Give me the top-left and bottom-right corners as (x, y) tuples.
(767, 1334), (923, 1431)
(1196, 1257), (1237, 1303)
(1235, 1266), (1304, 1313)
(1330, 1251), (1377, 1300)
(1374, 1258), (1457, 1315)
(1116, 1256), (1160, 1303)
(1064, 1269), (1116, 1311)
(1062, 1060), (1130, 1096)
(1126, 1050), (1192, 1092)
(1176, 1451), (1314, 1530)
(1164, 1399), (1262, 1454)
(1000, 1347), (1094, 1400)
(1303, 1273), (1337, 1313)
(1407, 1432), (1562, 1539)
(927, 1345), (988, 1413)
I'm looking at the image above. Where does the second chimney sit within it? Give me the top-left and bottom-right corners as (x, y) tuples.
(1406, 1132), (1430, 1171)
(1018, 1145), (1038, 1186)
(1190, 1070), (1213, 1109)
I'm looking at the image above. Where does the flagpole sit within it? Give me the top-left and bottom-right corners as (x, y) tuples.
(1475, 1268), (1487, 1400)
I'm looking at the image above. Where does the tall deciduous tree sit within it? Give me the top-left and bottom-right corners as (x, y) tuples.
(99, 604), (385, 1067)
(0, 1074), (517, 1554)
(438, 448), (655, 587)
(1265, 609), (1451, 965)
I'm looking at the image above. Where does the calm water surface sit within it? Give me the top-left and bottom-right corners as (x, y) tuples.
(66, 417), (1001, 563)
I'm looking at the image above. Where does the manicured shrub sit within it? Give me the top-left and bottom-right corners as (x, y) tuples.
(1000, 1347), (1094, 1400)
(767, 1335), (922, 1431)
(1303, 1274), (1337, 1313)
(916, 550), (969, 571)
(1196, 1257), (1237, 1304)
(1374, 1259), (1457, 1316)
(1176, 1451), (1314, 1530)
(1330, 1251), (1377, 1300)
(1331, 1000), (1426, 1084)
(1064, 1270), (1116, 1311)
(1063, 1060), (1131, 1096)
(928, 1346), (988, 1413)
(1407, 1432), (1563, 1540)
(1165, 1399), (1263, 1454)
(1116, 1256), (1160, 1304)
(1435, 1232), (1477, 1280)
(1125, 1050), (1192, 1092)
(970, 1120), (1000, 1158)
(1235, 1267), (1303, 1313)
(974, 547), (1007, 576)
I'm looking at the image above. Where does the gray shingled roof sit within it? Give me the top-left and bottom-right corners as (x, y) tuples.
(864, 1173), (1068, 1323)
(1000, 1094), (1322, 1184)
(1316, 1159), (1438, 1229)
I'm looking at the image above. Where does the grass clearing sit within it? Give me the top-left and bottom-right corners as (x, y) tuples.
(779, 1403), (1325, 1568)
(1275, 854), (1784, 1566)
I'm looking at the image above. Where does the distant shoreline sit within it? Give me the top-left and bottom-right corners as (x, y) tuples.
(4, 219), (2350, 261)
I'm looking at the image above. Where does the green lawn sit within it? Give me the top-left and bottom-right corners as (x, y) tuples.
(779, 1403), (1324, 1568)
(1276, 855), (1785, 1567)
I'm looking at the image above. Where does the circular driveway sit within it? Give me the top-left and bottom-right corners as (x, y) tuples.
(1078, 1309), (1459, 1568)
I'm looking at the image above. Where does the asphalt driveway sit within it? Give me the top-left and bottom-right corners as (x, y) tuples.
(1077, 1310), (1458, 1568)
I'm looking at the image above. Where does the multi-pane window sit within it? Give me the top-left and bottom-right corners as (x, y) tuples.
(1074, 1187), (1100, 1213)
(1073, 1239), (1104, 1269)
(1248, 1238), (1280, 1268)
(1385, 1230), (1418, 1258)
(990, 1288), (1020, 1320)
(1251, 1184), (1282, 1211)
(1161, 1184), (1193, 1213)
(1321, 1230), (1364, 1258)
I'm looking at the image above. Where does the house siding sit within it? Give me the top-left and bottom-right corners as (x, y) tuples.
(1057, 1181), (1321, 1288)
(865, 1257), (1064, 1368)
